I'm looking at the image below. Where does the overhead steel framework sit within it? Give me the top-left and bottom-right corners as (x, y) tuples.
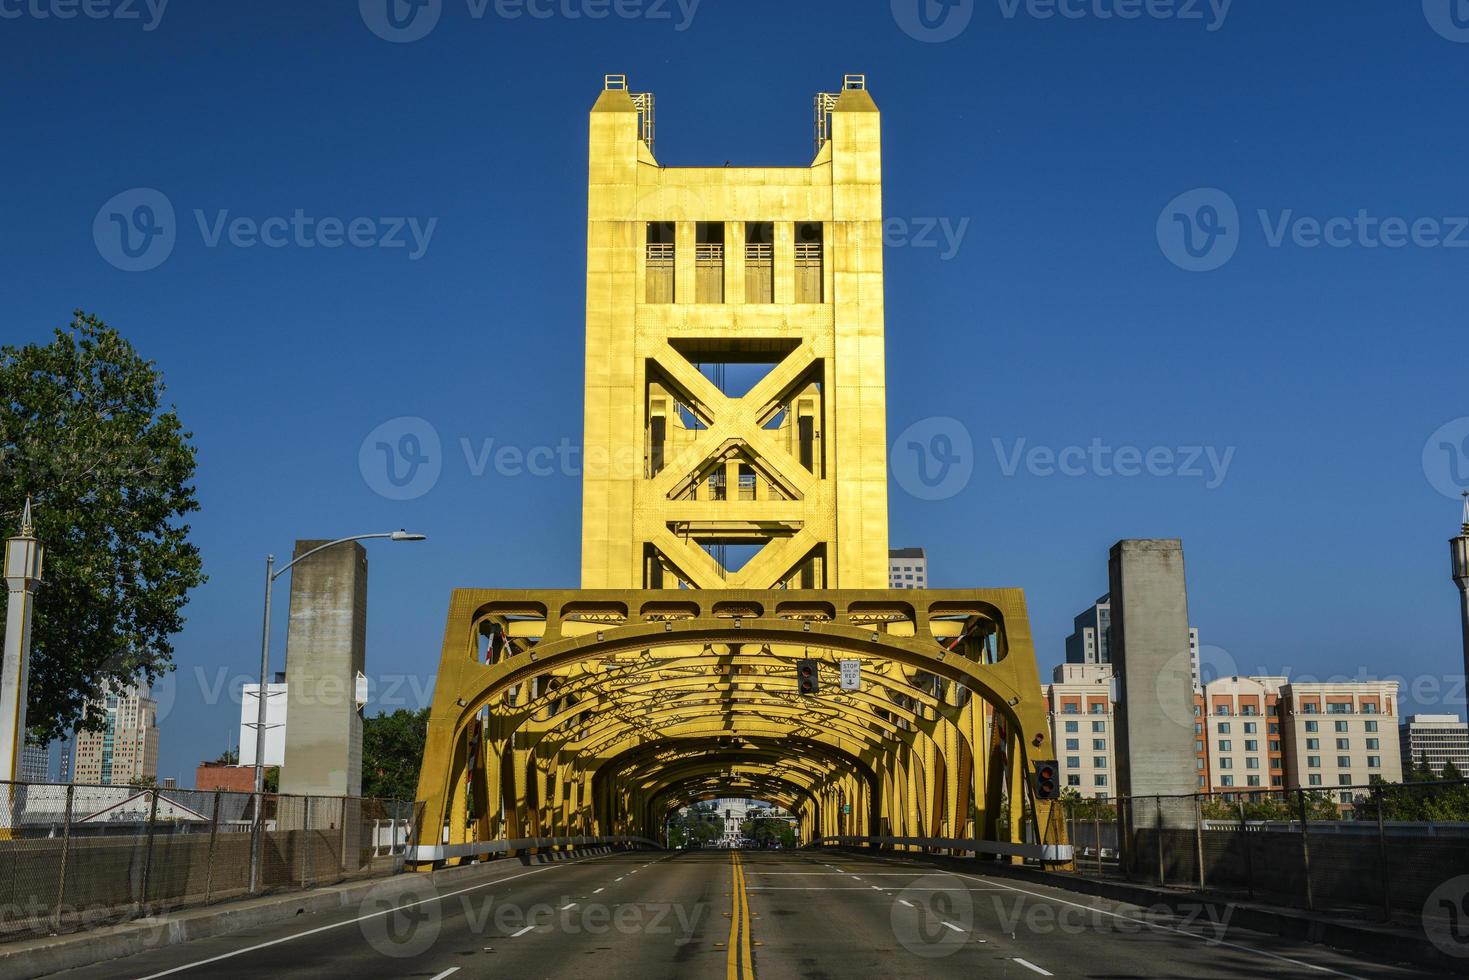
(410, 76), (1065, 864)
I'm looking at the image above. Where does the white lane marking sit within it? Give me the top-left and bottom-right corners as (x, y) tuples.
(942, 922), (965, 934)
(870, 885), (883, 892)
(511, 924), (536, 938)
(593, 887), (605, 894)
(428, 971), (460, 980)
(1013, 959), (1052, 976)
(560, 903), (578, 911)
(848, 875), (862, 881)
(615, 876), (624, 881)
(949, 871), (1370, 980)
(130, 855), (611, 980)
(898, 899), (915, 908)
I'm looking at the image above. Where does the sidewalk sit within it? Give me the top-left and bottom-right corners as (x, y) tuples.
(1, 845), (623, 980)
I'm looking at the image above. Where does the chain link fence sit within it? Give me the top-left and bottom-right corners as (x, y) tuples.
(0, 781), (413, 941)
(1060, 778), (1469, 926)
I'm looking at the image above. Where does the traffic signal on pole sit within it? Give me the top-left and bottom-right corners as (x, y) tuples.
(796, 659), (819, 695)
(1033, 760), (1059, 800)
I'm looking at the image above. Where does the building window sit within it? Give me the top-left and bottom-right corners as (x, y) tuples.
(1063, 705), (1079, 714)
(1272, 776), (1283, 787)
(1219, 740), (1232, 751)
(1246, 758), (1260, 770)
(1064, 721), (1078, 733)
(1067, 774), (1081, 786)
(1269, 723), (1279, 734)
(1066, 756), (1080, 768)
(1244, 722), (1257, 734)
(1305, 721), (1318, 733)
(1368, 756), (1381, 768)
(1336, 738), (1350, 750)
(1335, 720), (1349, 733)
(1196, 758), (1205, 770)
(1221, 775), (1234, 787)
(1218, 723), (1231, 734)
(1219, 758), (1232, 769)
(795, 222), (824, 303)
(1365, 738), (1379, 750)
(1363, 704), (1378, 714)
(745, 222), (774, 303)
(1270, 740), (1281, 753)
(646, 222), (676, 303)
(1365, 721), (1378, 733)
(1092, 739), (1106, 750)
(1338, 774), (1353, 785)
(1247, 776), (1261, 787)
(1337, 756), (1351, 768)
(1303, 704), (1318, 714)
(695, 222), (725, 303)
(1215, 706), (1230, 716)
(1307, 756), (1321, 769)
(1066, 739), (1079, 751)
(1092, 721), (1106, 732)
(1195, 740), (1204, 752)
(1094, 774), (1108, 787)
(1328, 703), (1350, 714)
(1245, 740), (1258, 752)
(1308, 774), (1322, 786)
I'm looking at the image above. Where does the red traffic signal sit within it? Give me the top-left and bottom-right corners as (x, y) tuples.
(796, 659), (819, 695)
(1033, 760), (1059, 800)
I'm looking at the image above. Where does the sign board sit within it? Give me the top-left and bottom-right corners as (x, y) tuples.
(839, 660), (861, 692)
(355, 671), (370, 712)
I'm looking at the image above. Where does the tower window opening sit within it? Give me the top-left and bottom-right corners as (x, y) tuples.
(646, 221), (675, 304)
(796, 222), (823, 304)
(745, 222), (774, 303)
(696, 222), (725, 304)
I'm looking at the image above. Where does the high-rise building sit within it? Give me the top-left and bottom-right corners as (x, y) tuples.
(888, 548), (927, 589)
(1399, 713), (1469, 775)
(71, 682), (159, 786)
(1064, 595), (1111, 664)
(1276, 680), (1402, 801)
(1041, 663), (1116, 798)
(18, 741), (49, 783)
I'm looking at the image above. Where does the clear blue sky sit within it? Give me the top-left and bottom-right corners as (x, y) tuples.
(3, 1), (1467, 783)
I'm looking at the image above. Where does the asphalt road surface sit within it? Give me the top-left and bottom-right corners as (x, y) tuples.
(39, 849), (1455, 979)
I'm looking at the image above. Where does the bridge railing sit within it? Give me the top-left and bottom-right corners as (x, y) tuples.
(1061, 777), (1469, 926)
(813, 834), (1074, 863)
(0, 780), (414, 942)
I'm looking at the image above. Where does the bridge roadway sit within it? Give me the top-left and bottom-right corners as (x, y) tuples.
(42, 849), (1444, 980)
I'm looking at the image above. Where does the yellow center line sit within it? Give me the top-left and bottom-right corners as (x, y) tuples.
(726, 851), (755, 979)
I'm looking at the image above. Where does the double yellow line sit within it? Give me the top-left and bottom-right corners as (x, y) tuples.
(725, 850), (754, 979)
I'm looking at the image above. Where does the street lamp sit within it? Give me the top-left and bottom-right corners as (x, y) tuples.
(250, 530), (427, 795)
(1451, 492), (1469, 708)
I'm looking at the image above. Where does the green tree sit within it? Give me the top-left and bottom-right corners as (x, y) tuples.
(0, 312), (204, 741)
(361, 707), (429, 800)
(741, 814), (797, 848)
(668, 802), (723, 848)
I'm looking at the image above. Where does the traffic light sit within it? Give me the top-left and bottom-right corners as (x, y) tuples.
(1033, 760), (1059, 800)
(796, 658), (819, 695)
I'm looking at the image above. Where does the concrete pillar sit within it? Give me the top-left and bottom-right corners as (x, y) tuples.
(1108, 539), (1198, 831)
(1, 501), (43, 787)
(280, 540), (367, 798)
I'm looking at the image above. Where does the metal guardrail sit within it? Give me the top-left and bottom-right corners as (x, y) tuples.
(816, 834), (1074, 862)
(408, 834), (661, 863)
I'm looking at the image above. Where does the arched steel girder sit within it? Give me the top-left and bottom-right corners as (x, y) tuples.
(414, 590), (1057, 853)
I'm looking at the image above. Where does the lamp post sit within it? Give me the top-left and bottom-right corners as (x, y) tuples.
(1451, 492), (1469, 711)
(247, 530), (424, 893)
(251, 530), (426, 795)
